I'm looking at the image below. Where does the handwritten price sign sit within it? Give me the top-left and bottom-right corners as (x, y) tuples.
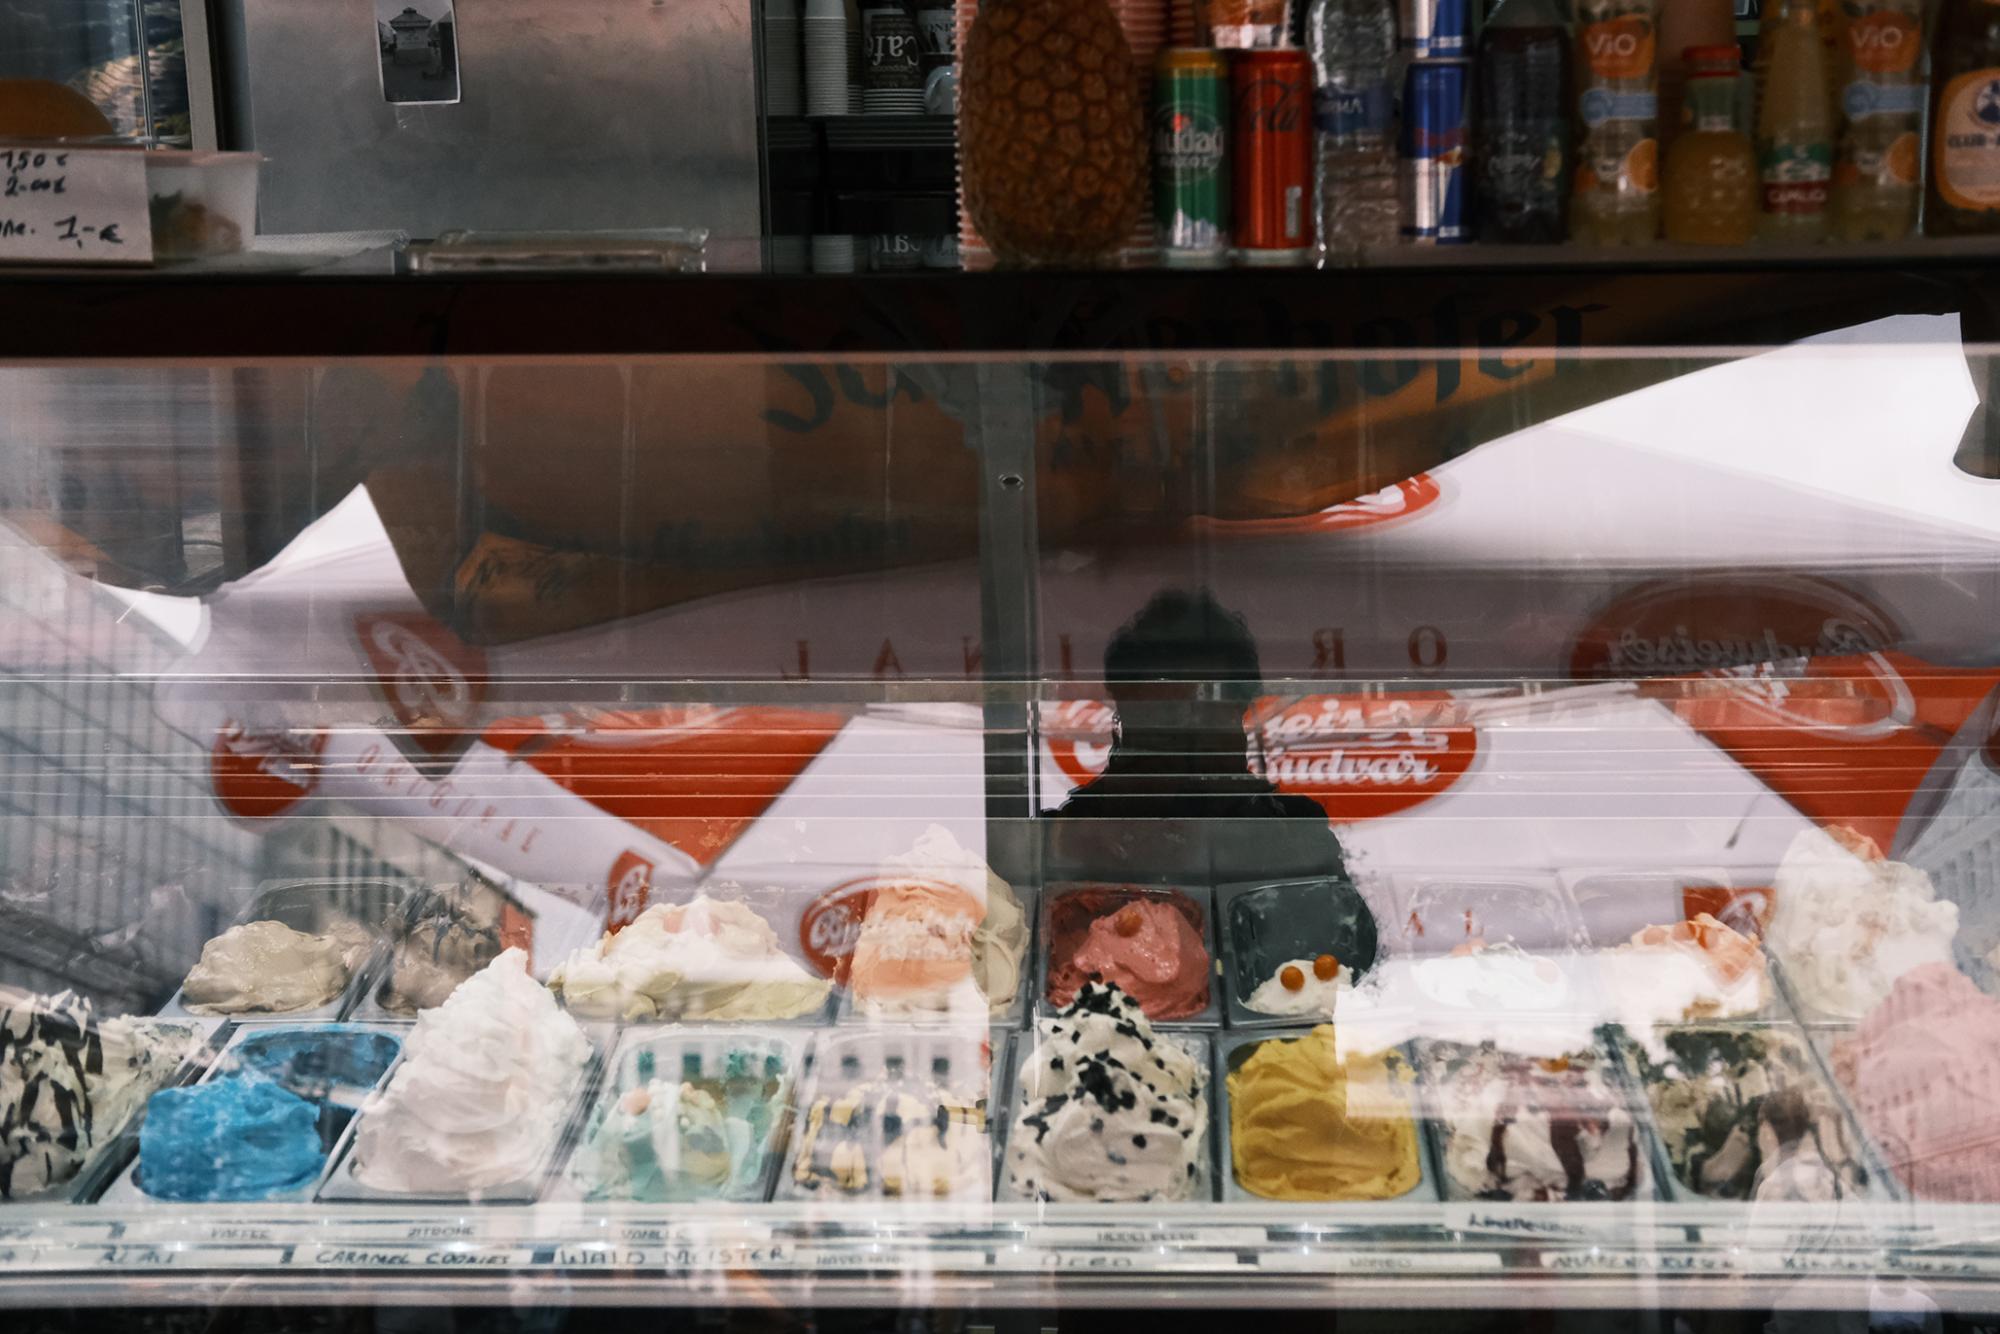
(0, 147), (153, 265)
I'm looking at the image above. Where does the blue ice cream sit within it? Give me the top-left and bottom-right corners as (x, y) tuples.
(223, 1026), (402, 1113)
(138, 1079), (324, 1201)
(137, 1027), (403, 1201)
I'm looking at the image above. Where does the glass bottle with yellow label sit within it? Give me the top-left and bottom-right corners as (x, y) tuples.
(1927, 0), (2000, 234)
(1757, 0), (1835, 241)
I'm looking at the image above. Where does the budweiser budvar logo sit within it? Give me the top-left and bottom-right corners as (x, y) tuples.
(605, 850), (656, 933)
(1192, 473), (1443, 536)
(1249, 692), (1477, 822)
(797, 875), (979, 980)
(1044, 698), (1117, 790)
(211, 723), (326, 821)
(1570, 577), (1898, 681)
(354, 612), (489, 761)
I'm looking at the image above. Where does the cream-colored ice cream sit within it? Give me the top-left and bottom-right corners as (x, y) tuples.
(549, 896), (830, 1022)
(180, 918), (375, 1015)
(1768, 827), (1958, 1020)
(351, 949), (591, 1195)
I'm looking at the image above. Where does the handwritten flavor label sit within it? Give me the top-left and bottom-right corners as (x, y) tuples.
(0, 148), (152, 265)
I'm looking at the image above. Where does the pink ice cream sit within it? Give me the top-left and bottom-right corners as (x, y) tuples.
(1047, 890), (1210, 1022)
(1832, 962), (2000, 1202)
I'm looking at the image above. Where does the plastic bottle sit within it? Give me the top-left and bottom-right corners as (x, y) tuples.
(1572, 0), (1663, 243)
(1308, 0), (1401, 254)
(1925, 0), (2000, 236)
(1665, 44), (1758, 241)
(1476, 0), (1574, 242)
(1829, 0), (1922, 240)
(1657, 0), (1737, 148)
(1757, 0), (1834, 241)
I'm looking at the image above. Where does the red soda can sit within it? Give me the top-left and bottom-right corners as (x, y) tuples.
(1230, 48), (1313, 263)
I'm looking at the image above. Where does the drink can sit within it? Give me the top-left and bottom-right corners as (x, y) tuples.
(1230, 48), (1313, 262)
(1399, 60), (1471, 243)
(1155, 50), (1231, 265)
(1398, 0), (1468, 60)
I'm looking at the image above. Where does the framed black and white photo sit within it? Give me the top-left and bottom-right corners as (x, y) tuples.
(375, 0), (461, 104)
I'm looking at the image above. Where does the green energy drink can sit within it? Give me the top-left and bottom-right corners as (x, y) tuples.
(1153, 48), (1230, 266)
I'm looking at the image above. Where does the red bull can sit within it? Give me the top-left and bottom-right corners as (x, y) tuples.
(1399, 60), (1471, 244)
(1398, 0), (1469, 59)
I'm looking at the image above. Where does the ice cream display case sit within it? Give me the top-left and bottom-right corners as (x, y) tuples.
(1, 261), (2000, 1329)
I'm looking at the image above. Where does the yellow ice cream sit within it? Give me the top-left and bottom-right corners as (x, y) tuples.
(1228, 1025), (1422, 1202)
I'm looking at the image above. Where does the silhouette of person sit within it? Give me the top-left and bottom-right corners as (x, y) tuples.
(1044, 588), (1379, 976)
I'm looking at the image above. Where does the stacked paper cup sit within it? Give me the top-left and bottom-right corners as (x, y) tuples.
(1112, 0), (1165, 263)
(953, 0), (987, 265)
(805, 0), (851, 115)
(767, 0), (804, 115)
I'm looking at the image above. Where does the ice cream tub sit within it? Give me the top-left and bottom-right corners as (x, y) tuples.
(999, 1020), (1215, 1205)
(1218, 1027), (1436, 1205)
(1804, 1024), (1924, 1203)
(157, 878), (415, 1023)
(1560, 868), (1761, 950)
(318, 1018), (605, 1206)
(1, 1010), (227, 1206)
(1038, 883), (1221, 1027)
(553, 1026), (805, 1205)
(779, 1025), (1004, 1204)
(832, 879), (1035, 1029)
(1385, 871), (1584, 957)
(350, 883), (517, 1021)
(1217, 877), (1383, 1029)
(97, 1021), (408, 1206)
(1618, 1022), (1899, 1206)
(1413, 1032), (1665, 1205)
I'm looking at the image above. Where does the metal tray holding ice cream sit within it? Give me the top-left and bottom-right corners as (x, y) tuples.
(0, 1009), (227, 1207)
(1412, 1030), (1666, 1206)
(156, 878), (415, 1024)
(779, 1024), (1008, 1204)
(318, 1024), (605, 1206)
(833, 878), (1035, 1031)
(1216, 1028), (1437, 1206)
(1036, 882), (1222, 1028)
(1216, 877), (1383, 1029)
(1000, 1024), (1216, 1208)
(96, 1021), (409, 1207)
(548, 1025), (806, 1205)
(1615, 1020), (1903, 1208)
(349, 883), (512, 1022)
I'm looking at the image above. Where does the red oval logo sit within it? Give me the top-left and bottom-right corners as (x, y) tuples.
(1043, 698), (1117, 791)
(798, 875), (980, 980)
(212, 723), (325, 821)
(1249, 691), (1478, 823)
(605, 849), (656, 933)
(1191, 473), (1443, 537)
(1570, 576), (1899, 682)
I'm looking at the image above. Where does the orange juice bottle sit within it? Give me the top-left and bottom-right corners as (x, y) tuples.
(1573, 0), (1664, 243)
(1757, 0), (1834, 241)
(1830, 0), (1923, 239)
(1658, 0), (1737, 148)
(1665, 45), (1758, 241)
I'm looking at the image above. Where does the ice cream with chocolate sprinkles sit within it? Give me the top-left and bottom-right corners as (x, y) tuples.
(1005, 981), (1209, 1202)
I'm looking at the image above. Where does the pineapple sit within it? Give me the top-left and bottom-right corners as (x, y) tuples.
(960, 0), (1146, 266)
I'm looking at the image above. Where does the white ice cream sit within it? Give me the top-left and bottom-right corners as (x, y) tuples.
(1243, 958), (1351, 1017)
(351, 949), (591, 1195)
(1767, 828), (1959, 1020)
(549, 896), (830, 1022)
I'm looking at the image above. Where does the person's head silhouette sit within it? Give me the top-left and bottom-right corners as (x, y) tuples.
(1102, 588), (1261, 761)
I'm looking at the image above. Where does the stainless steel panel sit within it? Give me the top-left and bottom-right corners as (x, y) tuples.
(231, 0), (760, 238)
